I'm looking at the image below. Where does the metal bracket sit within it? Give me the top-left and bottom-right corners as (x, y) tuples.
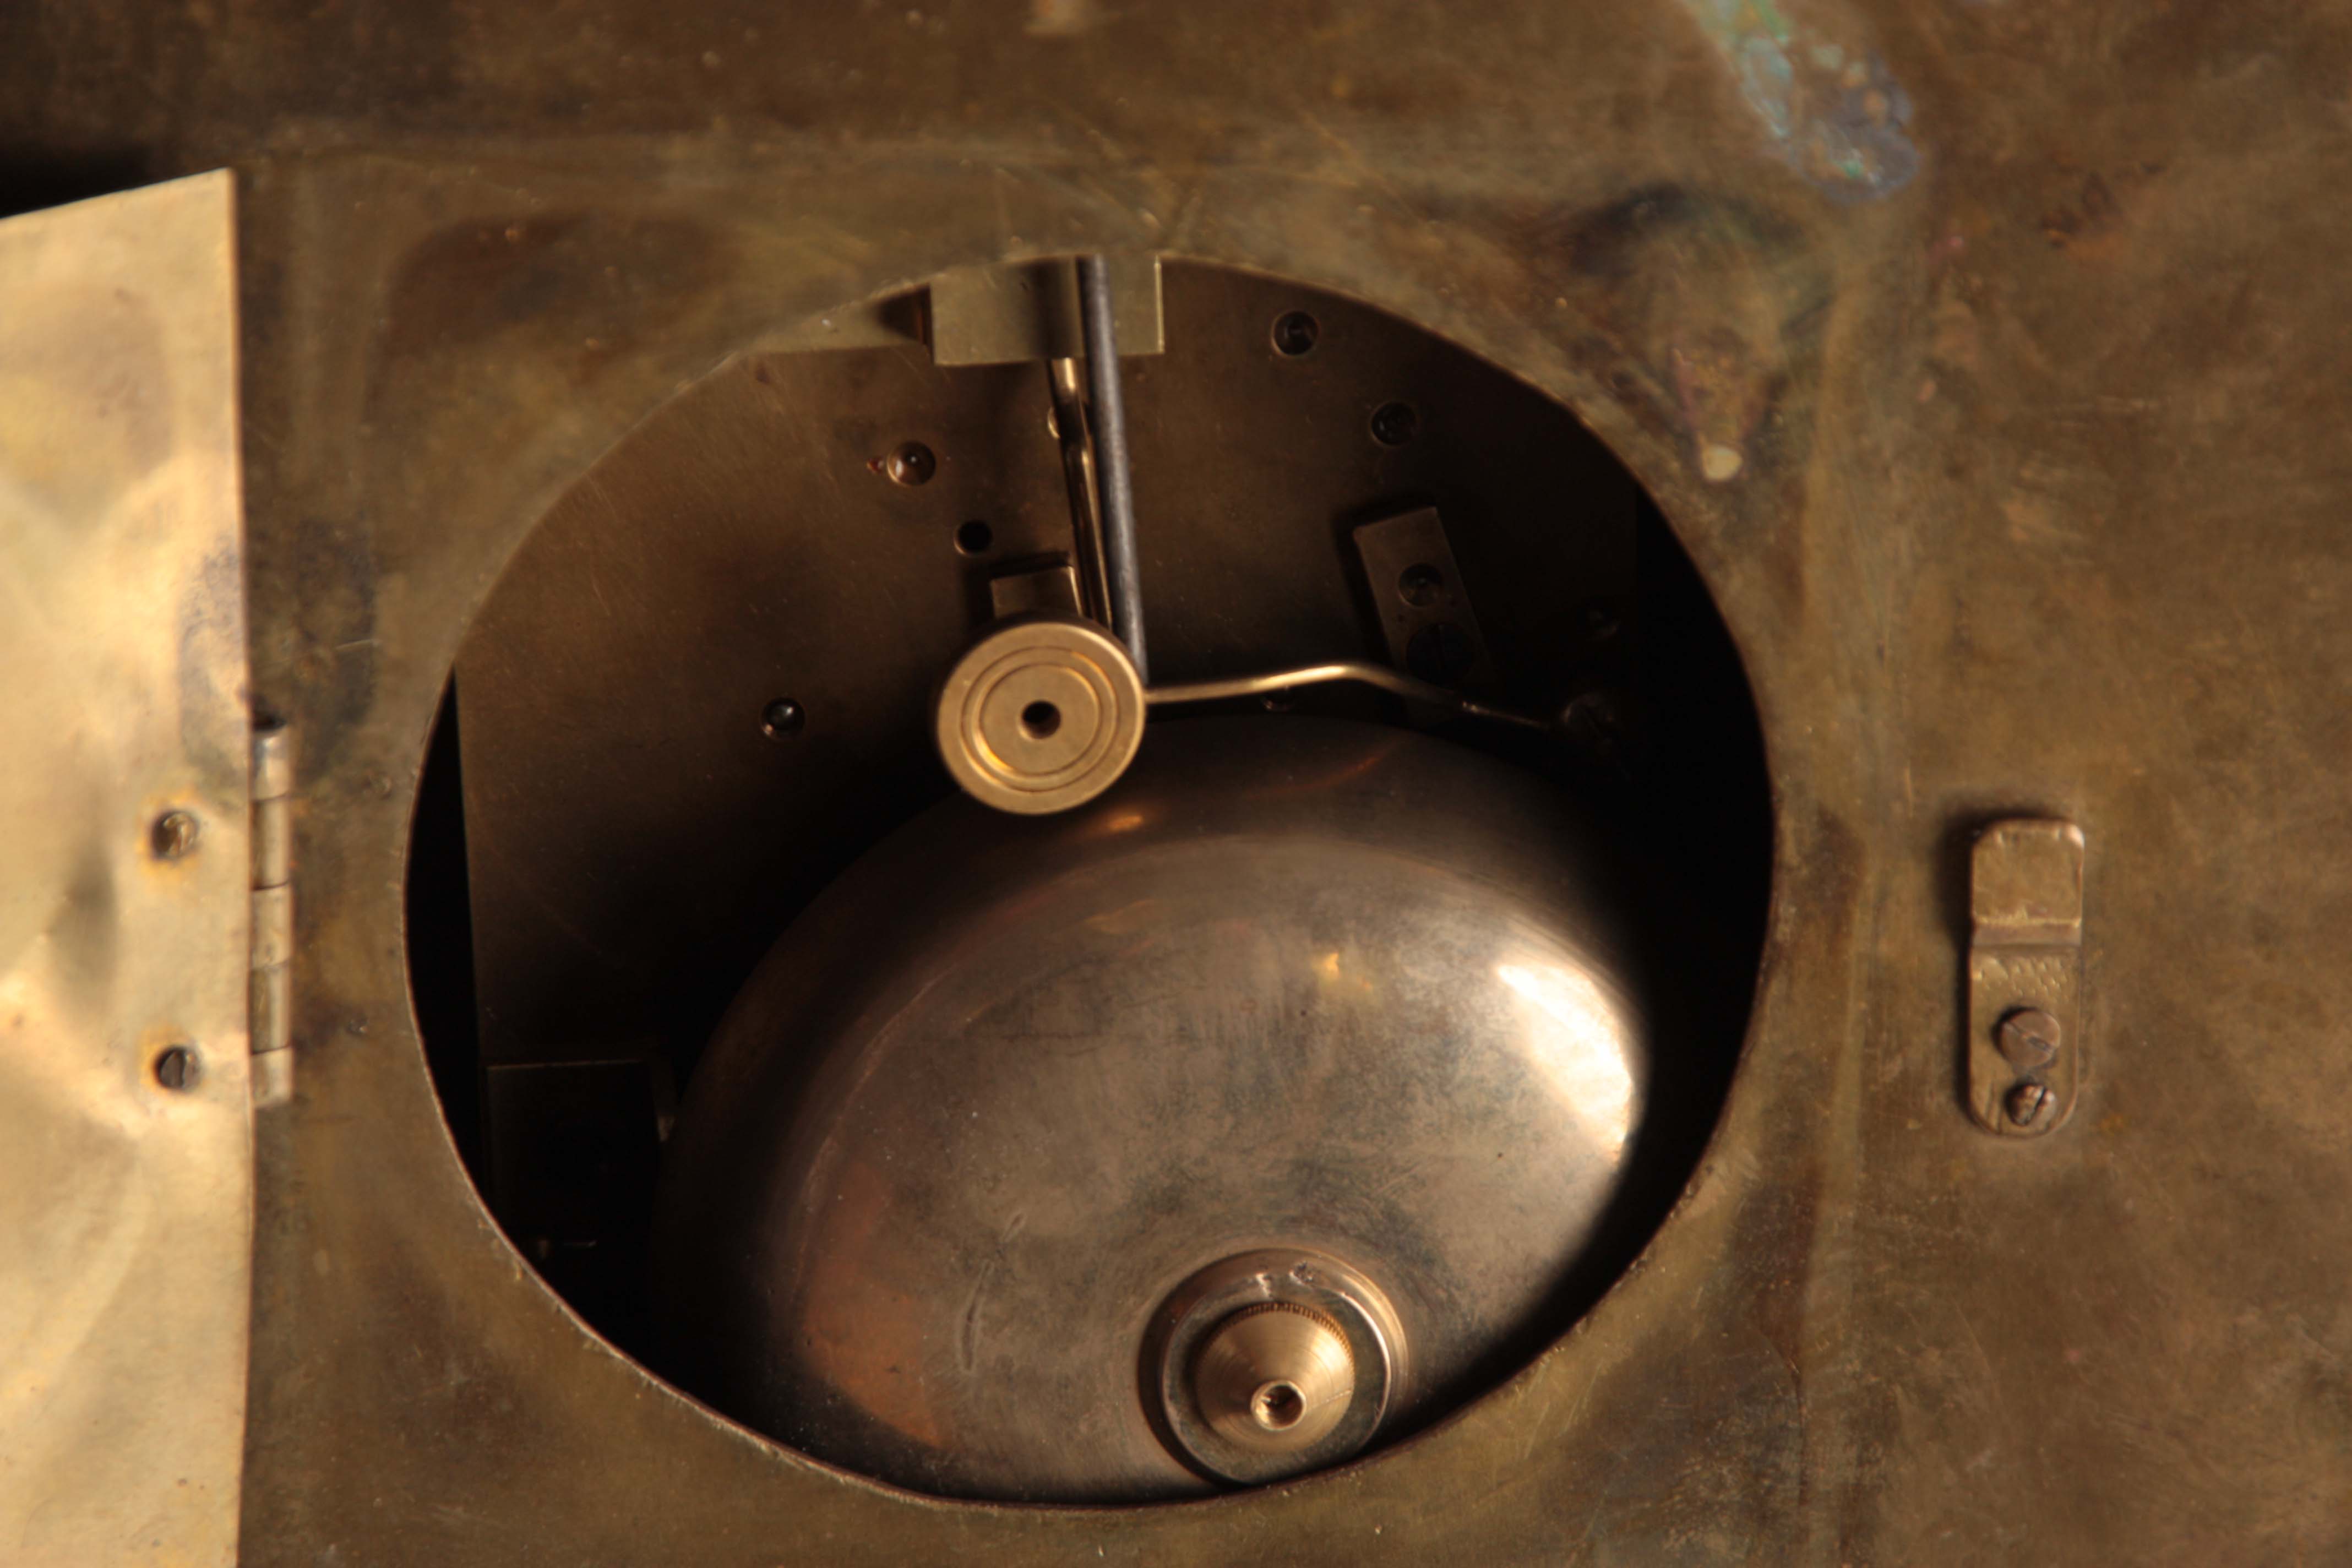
(251, 720), (295, 1107)
(1966, 819), (2086, 1136)
(754, 255), (1168, 364)
(988, 557), (1085, 620)
(926, 255), (1164, 367)
(1350, 507), (1496, 706)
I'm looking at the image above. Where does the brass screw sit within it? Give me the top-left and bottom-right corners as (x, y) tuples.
(1270, 311), (1319, 357)
(2005, 1080), (2053, 1128)
(883, 440), (937, 486)
(1996, 1008), (2061, 1070)
(760, 698), (806, 738)
(154, 1045), (200, 1091)
(151, 809), (200, 859)
(1369, 401), (1419, 447)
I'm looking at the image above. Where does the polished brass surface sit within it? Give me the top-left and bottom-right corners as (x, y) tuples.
(1194, 1305), (1355, 1452)
(9, 2), (2340, 1558)
(657, 717), (1649, 1501)
(935, 612), (1146, 814)
(0, 172), (252, 1567)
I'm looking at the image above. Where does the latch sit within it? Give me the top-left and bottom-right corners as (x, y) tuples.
(1966, 818), (2086, 1136)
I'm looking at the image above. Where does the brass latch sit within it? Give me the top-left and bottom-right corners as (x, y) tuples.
(1966, 819), (2085, 1136)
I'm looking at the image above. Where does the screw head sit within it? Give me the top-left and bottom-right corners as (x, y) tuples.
(151, 809), (200, 859)
(1270, 311), (1319, 357)
(2004, 1079), (2053, 1128)
(1369, 400), (1419, 447)
(1996, 1007), (2062, 1070)
(154, 1045), (200, 1091)
(883, 440), (937, 486)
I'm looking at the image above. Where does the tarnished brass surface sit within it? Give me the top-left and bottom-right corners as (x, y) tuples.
(6, 0), (2348, 1560)
(0, 173), (252, 1567)
(657, 718), (1650, 1501)
(929, 256), (1165, 367)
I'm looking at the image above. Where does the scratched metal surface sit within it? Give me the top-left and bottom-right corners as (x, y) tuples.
(6, 0), (2350, 1561)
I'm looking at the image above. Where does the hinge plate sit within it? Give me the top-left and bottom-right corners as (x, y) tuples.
(0, 171), (253, 1566)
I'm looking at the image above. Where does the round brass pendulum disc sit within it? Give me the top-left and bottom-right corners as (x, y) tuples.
(934, 615), (1146, 814)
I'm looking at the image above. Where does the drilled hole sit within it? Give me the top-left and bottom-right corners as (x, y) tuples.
(955, 520), (994, 556)
(1252, 1382), (1305, 1430)
(1370, 401), (1419, 447)
(1397, 563), (1444, 607)
(1019, 701), (1061, 740)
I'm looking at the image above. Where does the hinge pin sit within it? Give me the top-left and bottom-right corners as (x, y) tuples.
(250, 721), (294, 1107)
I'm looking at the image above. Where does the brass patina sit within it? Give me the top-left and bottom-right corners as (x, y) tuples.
(4, 0), (2349, 1561)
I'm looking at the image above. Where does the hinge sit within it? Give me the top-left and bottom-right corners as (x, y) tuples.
(250, 719), (294, 1107)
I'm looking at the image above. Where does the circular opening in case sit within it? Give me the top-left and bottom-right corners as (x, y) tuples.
(404, 260), (1772, 1504)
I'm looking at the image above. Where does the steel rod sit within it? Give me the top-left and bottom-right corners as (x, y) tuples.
(1077, 255), (1147, 683)
(1046, 356), (1112, 625)
(1147, 661), (1550, 732)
